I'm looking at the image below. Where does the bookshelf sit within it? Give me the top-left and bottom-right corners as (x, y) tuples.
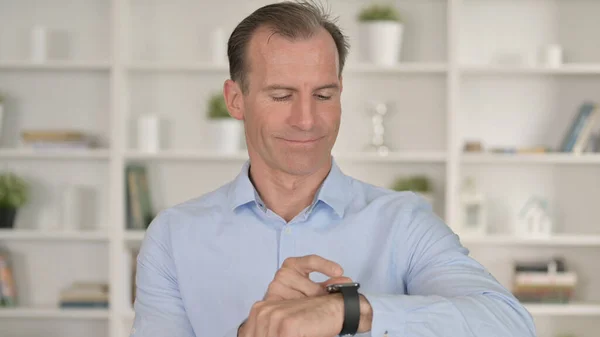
(1, 0), (600, 337)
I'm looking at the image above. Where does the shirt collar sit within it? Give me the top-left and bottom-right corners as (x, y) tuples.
(228, 157), (351, 218)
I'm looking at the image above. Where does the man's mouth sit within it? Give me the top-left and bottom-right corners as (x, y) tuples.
(279, 136), (324, 144)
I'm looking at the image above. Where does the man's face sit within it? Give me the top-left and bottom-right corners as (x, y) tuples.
(234, 26), (343, 176)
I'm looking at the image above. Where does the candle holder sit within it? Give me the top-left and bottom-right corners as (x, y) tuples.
(365, 101), (393, 156)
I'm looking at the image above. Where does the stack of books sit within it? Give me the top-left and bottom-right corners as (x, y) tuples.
(20, 129), (93, 150)
(59, 282), (109, 309)
(512, 258), (577, 303)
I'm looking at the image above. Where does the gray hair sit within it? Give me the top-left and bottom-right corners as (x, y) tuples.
(227, 0), (350, 94)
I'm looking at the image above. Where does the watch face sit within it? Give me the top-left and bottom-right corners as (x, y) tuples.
(326, 282), (360, 293)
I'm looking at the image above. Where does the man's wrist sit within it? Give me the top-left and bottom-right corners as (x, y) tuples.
(330, 292), (373, 334)
(358, 294), (373, 333)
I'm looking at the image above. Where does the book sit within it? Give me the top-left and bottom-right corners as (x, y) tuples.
(514, 258), (566, 273)
(514, 272), (577, 286)
(559, 102), (596, 152)
(60, 302), (109, 309)
(126, 165), (154, 230)
(572, 108), (598, 154)
(21, 130), (86, 142)
(0, 249), (17, 307)
(59, 282), (109, 308)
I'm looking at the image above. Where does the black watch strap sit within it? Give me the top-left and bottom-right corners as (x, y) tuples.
(339, 286), (360, 336)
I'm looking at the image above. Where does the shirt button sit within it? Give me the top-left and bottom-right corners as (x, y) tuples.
(284, 227), (292, 234)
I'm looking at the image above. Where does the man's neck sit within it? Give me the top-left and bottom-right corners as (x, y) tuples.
(248, 158), (332, 223)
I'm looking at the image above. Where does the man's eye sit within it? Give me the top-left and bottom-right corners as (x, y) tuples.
(272, 95), (291, 101)
(316, 94), (331, 100)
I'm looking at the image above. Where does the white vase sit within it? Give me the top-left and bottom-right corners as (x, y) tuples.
(31, 25), (48, 63)
(59, 184), (83, 232)
(137, 114), (162, 153)
(359, 21), (403, 65)
(209, 119), (243, 153)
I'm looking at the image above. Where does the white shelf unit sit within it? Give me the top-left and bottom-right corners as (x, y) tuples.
(1, 0), (600, 337)
(0, 308), (110, 320)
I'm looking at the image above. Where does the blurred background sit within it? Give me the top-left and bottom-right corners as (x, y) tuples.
(0, 0), (599, 336)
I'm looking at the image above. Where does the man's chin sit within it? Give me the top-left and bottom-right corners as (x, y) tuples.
(278, 152), (331, 176)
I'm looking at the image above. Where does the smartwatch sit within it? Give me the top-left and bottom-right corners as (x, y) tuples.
(326, 282), (361, 336)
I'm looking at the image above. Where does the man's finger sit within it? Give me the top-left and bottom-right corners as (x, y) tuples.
(274, 267), (324, 297)
(283, 254), (344, 277)
(319, 276), (354, 289)
(263, 281), (305, 301)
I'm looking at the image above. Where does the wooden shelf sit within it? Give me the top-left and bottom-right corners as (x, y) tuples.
(525, 303), (600, 316)
(128, 62), (228, 72)
(0, 148), (110, 160)
(462, 64), (600, 75)
(333, 151), (447, 163)
(0, 307), (110, 319)
(345, 62), (448, 74)
(125, 150), (248, 161)
(461, 153), (600, 165)
(124, 230), (146, 242)
(0, 230), (109, 242)
(460, 234), (600, 247)
(128, 62), (447, 74)
(124, 150), (446, 163)
(0, 61), (110, 71)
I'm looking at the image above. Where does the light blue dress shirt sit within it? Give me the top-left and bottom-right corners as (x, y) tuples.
(131, 158), (536, 337)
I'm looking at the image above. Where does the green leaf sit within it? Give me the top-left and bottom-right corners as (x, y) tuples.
(391, 175), (431, 192)
(0, 172), (29, 208)
(358, 4), (401, 22)
(207, 92), (231, 119)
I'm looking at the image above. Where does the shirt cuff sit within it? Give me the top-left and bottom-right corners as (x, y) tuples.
(361, 292), (407, 337)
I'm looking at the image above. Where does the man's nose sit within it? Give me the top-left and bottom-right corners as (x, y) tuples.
(289, 95), (316, 131)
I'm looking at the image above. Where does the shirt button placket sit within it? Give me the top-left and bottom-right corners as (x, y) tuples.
(279, 225), (294, 268)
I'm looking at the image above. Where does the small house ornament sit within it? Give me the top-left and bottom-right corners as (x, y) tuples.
(517, 196), (553, 237)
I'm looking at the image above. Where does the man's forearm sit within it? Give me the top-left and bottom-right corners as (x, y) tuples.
(361, 291), (536, 337)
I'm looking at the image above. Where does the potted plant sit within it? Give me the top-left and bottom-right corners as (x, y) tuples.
(357, 3), (403, 66)
(206, 92), (243, 153)
(391, 175), (434, 206)
(0, 172), (29, 229)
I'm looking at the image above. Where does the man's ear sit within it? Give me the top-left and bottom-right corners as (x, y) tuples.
(223, 79), (244, 121)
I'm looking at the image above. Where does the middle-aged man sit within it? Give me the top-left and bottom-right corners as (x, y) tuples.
(131, 1), (537, 337)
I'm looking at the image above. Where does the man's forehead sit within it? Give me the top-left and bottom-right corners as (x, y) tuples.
(247, 26), (339, 70)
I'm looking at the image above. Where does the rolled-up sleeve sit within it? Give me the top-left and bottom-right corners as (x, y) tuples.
(362, 201), (537, 337)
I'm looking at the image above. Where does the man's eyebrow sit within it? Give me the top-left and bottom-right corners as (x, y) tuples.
(314, 83), (340, 91)
(262, 83), (340, 92)
(263, 84), (297, 92)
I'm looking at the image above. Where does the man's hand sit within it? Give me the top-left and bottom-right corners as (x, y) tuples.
(238, 294), (373, 337)
(263, 254), (353, 301)
(240, 293), (343, 337)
